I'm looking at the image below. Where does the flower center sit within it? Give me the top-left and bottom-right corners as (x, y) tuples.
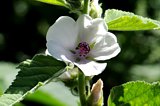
(75, 42), (90, 59)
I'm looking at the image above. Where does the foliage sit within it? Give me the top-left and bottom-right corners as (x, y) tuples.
(36, 0), (69, 8)
(105, 9), (160, 31)
(0, 54), (66, 106)
(108, 81), (160, 106)
(1, 0), (160, 106)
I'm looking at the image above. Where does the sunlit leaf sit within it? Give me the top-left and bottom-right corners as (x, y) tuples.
(104, 9), (160, 31)
(108, 81), (160, 106)
(25, 90), (66, 106)
(0, 94), (22, 106)
(25, 82), (79, 106)
(0, 62), (18, 95)
(0, 54), (66, 106)
(36, 0), (69, 8)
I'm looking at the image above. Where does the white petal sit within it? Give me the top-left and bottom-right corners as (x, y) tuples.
(74, 60), (107, 76)
(76, 14), (92, 32)
(91, 18), (108, 35)
(76, 14), (92, 42)
(90, 32), (121, 60)
(46, 16), (78, 49)
(45, 49), (51, 55)
(85, 18), (108, 44)
(76, 15), (108, 45)
(47, 40), (74, 62)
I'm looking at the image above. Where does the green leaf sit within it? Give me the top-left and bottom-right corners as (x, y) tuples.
(25, 90), (67, 106)
(36, 0), (69, 8)
(0, 62), (18, 94)
(108, 81), (160, 106)
(104, 9), (160, 31)
(25, 81), (79, 106)
(0, 54), (66, 106)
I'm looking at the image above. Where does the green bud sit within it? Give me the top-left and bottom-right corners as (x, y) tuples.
(58, 68), (79, 81)
(58, 67), (79, 94)
(87, 79), (104, 106)
(90, 0), (102, 18)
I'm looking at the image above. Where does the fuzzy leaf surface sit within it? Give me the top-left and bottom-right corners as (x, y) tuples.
(105, 9), (160, 31)
(108, 81), (160, 106)
(0, 54), (66, 106)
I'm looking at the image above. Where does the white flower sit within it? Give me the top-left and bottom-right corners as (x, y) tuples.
(46, 14), (120, 76)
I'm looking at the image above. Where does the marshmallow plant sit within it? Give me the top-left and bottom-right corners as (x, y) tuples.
(46, 14), (120, 76)
(1, 0), (160, 106)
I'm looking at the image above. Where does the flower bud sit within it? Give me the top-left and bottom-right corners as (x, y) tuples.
(58, 67), (79, 89)
(90, 0), (102, 18)
(59, 67), (79, 81)
(87, 79), (104, 106)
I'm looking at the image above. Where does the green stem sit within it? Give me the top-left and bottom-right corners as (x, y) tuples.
(83, 0), (90, 14)
(78, 71), (87, 106)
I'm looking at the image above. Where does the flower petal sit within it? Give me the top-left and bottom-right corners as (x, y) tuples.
(76, 14), (92, 42)
(76, 15), (108, 45)
(84, 18), (108, 44)
(46, 16), (78, 49)
(45, 49), (51, 55)
(90, 32), (121, 60)
(74, 60), (107, 76)
(47, 40), (74, 62)
(91, 18), (108, 35)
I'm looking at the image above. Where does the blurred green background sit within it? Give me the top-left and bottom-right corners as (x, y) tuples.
(0, 0), (160, 106)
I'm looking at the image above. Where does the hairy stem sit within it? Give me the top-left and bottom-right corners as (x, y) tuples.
(78, 71), (87, 106)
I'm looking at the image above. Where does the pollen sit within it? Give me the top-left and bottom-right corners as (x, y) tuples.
(75, 42), (90, 58)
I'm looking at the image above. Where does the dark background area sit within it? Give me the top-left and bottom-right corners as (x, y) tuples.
(0, 0), (160, 106)
(0, 0), (138, 62)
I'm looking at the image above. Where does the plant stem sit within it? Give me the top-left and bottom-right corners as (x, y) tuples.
(78, 71), (87, 106)
(83, 0), (90, 14)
